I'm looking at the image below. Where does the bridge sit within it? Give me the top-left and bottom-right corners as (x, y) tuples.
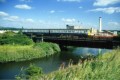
(0, 28), (120, 49)
(21, 29), (120, 49)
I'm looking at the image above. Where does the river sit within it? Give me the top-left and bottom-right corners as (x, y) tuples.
(0, 47), (111, 79)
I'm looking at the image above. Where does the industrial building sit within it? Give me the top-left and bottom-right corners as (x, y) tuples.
(66, 25), (82, 29)
(66, 17), (118, 37)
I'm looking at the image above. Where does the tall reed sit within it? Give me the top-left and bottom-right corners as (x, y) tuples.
(28, 48), (120, 80)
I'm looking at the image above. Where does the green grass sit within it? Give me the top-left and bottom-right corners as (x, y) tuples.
(0, 42), (60, 63)
(27, 48), (120, 80)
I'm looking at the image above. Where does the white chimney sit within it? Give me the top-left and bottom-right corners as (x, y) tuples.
(99, 17), (102, 32)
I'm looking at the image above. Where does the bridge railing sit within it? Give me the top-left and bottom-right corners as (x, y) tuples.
(22, 29), (49, 33)
(22, 29), (89, 34)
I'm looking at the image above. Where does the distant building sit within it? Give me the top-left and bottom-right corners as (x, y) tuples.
(98, 31), (117, 37)
(66, 25), (82, 29)
(0, 30), (19, 33)
(0, 30), (6, 33)
(88, 28), (97, 36)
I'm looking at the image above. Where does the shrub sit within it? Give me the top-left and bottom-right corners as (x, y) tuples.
(0, 31), (33, 45)
(15, 64), (43, 80)
(33, 42), (60, 55)
(26, 64), (43, 76)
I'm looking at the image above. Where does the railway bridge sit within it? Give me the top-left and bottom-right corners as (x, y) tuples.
(22, 29), (120, 49)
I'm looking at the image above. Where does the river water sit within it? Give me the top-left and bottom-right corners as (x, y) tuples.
(0, 47), (111, 79)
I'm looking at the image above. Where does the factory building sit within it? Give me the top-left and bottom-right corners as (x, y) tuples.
(66, 25), (82, 29)
(66, 17), (118, 37)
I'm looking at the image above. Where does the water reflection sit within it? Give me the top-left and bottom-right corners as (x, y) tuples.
(0, 54), (64, 79)
(73, 47), (111, 56)
(60, 47), (111, 62)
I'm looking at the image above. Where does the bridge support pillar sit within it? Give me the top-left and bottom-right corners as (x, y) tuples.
(41, 34), (44, 42)
(30, 33), (33, 39)
(59, 45), (68, 51)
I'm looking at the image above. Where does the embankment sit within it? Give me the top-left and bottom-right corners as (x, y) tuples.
(0, 42), (60, 63)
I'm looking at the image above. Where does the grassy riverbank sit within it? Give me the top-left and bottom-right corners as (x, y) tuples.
(0, 42), (60, 63)
(25, 48), (120, 80)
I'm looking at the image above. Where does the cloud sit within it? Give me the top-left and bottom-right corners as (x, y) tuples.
(108, 21), (120, 27)
(50, 10), (55, 13)
(15, 4), (32, 10)
(3, 16), (19, 21)
(62, 18), (76, 23)
(57, 0), (81, 2)
(49, 10), (64, 13)
(26, 18), (34, 22)
(0, 12), (37, 28)
(0, 11), (9, 17)
(93, 0), (120, 6)
(2, 13), (35, 23)
(38, 20), (45, 23)
(79, 6), (83, 9)
(88, 7), (120, 14)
